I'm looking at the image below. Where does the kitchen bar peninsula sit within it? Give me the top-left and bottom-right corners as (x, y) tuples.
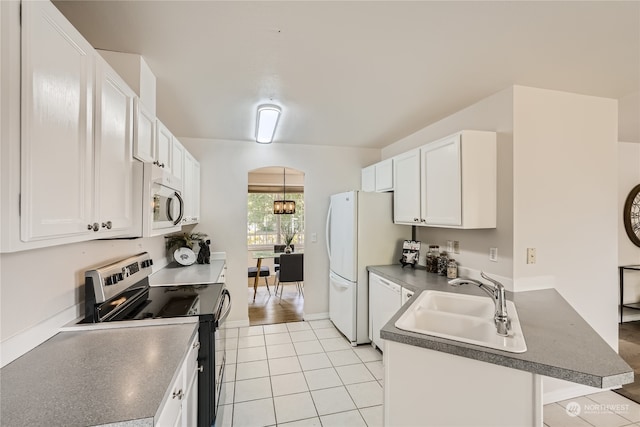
(369, 265), (633, 427)
(0, 320), (198, 426)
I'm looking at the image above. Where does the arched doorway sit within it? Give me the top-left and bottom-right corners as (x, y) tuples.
(247, 167), (305, 325)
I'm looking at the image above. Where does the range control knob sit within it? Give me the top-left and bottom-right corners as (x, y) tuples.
(108, 274), (119, 285)
(105, 276), (113, 286)
(116, 272), (124, 281)
(141, 259), (153, 268)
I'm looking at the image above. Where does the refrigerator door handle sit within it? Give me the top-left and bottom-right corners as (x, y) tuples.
(325, 199), (333, 262)
(330, 272), (351, 289)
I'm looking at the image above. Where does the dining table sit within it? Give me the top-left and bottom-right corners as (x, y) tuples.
(250, 249), (303, 301)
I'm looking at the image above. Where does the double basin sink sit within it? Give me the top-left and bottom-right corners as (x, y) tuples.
(394, 290), (527, 353)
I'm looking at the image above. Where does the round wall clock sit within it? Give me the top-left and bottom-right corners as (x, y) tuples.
(623, 184), (640, 248)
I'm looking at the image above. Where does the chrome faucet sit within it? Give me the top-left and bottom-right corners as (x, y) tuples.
(448, 272), (511, 337)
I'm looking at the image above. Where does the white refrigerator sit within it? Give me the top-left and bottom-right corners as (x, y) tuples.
(326, 190), (409, 345)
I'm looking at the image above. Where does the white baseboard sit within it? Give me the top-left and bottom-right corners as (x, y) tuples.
(543, 383), (606, 404)
(303, 312), (330, 321)
(224, 319), (250, 329)
(1, 303), (81, 368)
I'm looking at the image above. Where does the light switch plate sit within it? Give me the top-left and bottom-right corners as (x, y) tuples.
(489, 247), (498, 262)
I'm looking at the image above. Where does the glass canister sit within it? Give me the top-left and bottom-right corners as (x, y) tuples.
(437, 252), (448, 276)
(447, 259), (458, 279)
(426, 245), (439, 273)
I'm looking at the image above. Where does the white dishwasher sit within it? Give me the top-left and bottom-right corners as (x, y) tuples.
(401, 287), (414, 305)
(369, 272), (402, 351)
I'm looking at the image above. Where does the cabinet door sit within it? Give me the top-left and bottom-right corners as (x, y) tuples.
(422, 134), (462, 226)
(156, 119), (172, 172)
(361, 165), (375, 192)
(20, 0), (94, 241)
(134, 99), (155, 162)
(375, 158), (393, 192)
(393, 149), (422, 224)
(172, 137), (185, 183)
(94, 56), (135, 235)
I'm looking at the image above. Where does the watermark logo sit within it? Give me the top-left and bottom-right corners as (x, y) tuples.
(565, 401), (630, 417)
(565, 402), (581, 417)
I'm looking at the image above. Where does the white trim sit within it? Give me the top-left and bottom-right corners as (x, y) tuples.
(223, 319), (250, 329)
(303, 312), (330, 321)
(543, 383), (606, 404)
(1, 304), (81, 368)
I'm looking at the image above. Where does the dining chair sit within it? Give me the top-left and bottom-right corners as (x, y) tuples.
(274, 253), (304, 300)
(248, 265), (271, 297)
(273, 244), (293, 272)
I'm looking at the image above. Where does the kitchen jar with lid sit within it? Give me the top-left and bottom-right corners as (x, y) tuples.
(437, 252), (449, 276)
(426, 245), (439, 273)
(447, 259), (458, 279)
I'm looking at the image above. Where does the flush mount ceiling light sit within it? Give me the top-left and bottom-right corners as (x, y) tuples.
(255, 104), (281, 144)
(274, 168), (295, 214)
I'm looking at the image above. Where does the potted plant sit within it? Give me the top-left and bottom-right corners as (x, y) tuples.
(282, 229), (296, 253)
(165, 232), (208, 255)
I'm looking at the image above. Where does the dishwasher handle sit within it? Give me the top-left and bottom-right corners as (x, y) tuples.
(376, 277), (401, 293)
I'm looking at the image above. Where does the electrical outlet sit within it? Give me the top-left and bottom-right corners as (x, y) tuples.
(311, 233), (317, 243)
(453, 241), (460, 254)
(489, 247), (498, 262)
(527, 248), (536, 264)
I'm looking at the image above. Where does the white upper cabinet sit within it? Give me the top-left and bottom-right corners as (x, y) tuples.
(155, 119), (173, 172)
(183, 151), (201, 225)
(20, 0), (95, 242)
(172, 137), (185, 183)
(361, 165), (375, 192)
(393, 149), (422, 224)
(94, 55), (137, 236)
(393, 131), (497, 229)
(375, 158), (394, 192)
(134, 99), (156, 163)
(17, 1), (138, 247)
(421, 134), (462, 226)
(361, 158), (393, 192)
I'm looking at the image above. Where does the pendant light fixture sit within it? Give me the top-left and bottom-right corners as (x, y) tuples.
(274, 168), (296, 214)
(256, 104), (281, 144)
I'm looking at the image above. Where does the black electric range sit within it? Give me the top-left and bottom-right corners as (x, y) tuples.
(83, 252), (231, 427)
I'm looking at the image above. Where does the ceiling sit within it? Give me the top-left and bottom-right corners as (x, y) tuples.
(53, 1), (640, 149)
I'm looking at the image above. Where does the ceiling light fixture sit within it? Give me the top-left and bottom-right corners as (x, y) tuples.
(255, 104), (281, 144)
(274, 168), (295, 214)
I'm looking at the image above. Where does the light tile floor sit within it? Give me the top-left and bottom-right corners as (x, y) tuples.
(216, 320), (640, 427)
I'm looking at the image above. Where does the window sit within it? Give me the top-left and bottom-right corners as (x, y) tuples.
(247, 192), (304, 248)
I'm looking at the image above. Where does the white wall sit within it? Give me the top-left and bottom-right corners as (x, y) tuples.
(512, 87), (619, 346)
(179, 138), (379, 325)
(381, 87), (515, 282)
(619, 142), (640, 316)
(619, 91), (639, 143)
(0, 236), (167, 365)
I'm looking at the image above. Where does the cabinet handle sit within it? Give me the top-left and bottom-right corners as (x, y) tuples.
(172, 389), (184, 400)
(193, 341), (201, 350)
(198, 365), (204, 372)
(421, 219), (426, 223)
(101, 221), (112, 230)
(87, 224), (93, 230)
(88, 223), (99, 232)
(413, 218), (419, 222)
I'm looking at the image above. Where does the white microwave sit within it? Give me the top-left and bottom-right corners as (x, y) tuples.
(142, 163), (184, 237)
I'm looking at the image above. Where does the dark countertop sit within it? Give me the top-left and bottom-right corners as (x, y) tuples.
(0, 321), (198, 427)
(370, 264), (633, 388)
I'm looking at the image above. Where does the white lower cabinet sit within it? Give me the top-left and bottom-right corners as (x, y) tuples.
(385, 340), (541, 426)
(368, 272), (402, 350)
(157, 333), (200, 427)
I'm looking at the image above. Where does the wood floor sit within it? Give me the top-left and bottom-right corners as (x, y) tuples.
(616, 321), (640, 403)
(248, 280), (304, 326)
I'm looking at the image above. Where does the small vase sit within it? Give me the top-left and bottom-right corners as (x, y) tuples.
(285, 245), (292, 254)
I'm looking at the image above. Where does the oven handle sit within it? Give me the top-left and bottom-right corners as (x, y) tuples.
(217, 289), (232, 326)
